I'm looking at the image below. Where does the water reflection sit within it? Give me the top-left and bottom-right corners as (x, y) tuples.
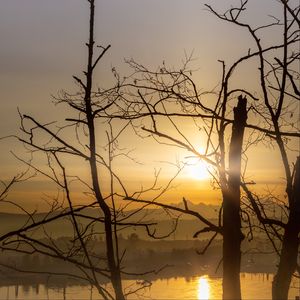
(1, 273), (299, 299)
(197, 276), (210, 300)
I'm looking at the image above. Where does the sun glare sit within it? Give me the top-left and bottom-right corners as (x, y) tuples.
(197, 276), (210, 300)
(186, 159), (211, 180)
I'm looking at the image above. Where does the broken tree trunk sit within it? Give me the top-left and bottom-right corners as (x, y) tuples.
(222, 95), (247, 300)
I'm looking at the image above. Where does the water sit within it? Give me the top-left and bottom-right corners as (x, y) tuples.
(0, 273), (299, 299)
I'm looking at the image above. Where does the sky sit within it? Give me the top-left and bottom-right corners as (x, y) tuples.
(0, 0), (299, 212)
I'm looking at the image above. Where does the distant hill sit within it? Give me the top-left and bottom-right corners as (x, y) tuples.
(169, 199), (221, 219)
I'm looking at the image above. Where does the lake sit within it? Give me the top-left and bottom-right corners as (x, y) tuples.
(1, 273), (299, 299)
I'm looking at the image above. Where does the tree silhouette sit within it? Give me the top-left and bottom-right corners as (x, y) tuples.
(111, 52), (252, 298)
(0, 1), (299, 299)
(206, 1), (299, 299)
(108, 1), (300, 299)
(0, 1), (174, 299)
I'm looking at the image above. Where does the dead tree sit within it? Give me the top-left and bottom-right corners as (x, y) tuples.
(0, 1), (182, 298)
(81, 1), (124, 298)
(222, 96), (247, 300)
(113, 48), (257, 298)
(1, 1), (126, 299)
(205, 1), (300, 299)
(109, 2), (299, 297)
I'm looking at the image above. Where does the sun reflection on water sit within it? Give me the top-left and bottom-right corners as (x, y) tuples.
(197, 275), (210, 300)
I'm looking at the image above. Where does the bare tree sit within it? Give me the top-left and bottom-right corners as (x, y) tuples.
(205, 1), (300, 299)
(102, 1), (300, 299)
(108, 51), (252, 298)
(0, 1), (175, 299)
(123, 94), (248, 299)
(17, 0), (125, 296)
(1, 1), (298, 299)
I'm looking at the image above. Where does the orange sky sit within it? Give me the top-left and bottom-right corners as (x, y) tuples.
(0, 0), (299, 212)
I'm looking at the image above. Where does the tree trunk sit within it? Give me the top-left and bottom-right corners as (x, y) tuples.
(85, 1), (125, 299)
(272, 156), (300, 300)
(222, 95), (247, 300)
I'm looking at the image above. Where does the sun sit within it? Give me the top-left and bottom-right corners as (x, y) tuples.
(185, 158), (211, 180)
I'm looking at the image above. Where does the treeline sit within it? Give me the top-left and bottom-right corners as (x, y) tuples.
(0, 235), (277, 286)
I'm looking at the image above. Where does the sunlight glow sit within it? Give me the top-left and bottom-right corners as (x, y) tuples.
(186, 159), (211, 180)
(197, 276), (210, 300)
